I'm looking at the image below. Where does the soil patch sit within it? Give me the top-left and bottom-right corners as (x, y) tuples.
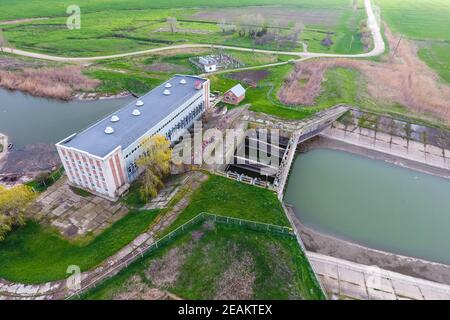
(214, 250), (256, 300)
(0, 143), (60, 176)
(145, 242), (193, 287)
(228, 70), (271, 86)
(145, 62), (190, 73)
(113, 275), (173, 300)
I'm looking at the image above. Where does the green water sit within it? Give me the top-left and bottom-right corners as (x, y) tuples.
(0, 88), (132, 147)
(284, 148), (450, 265)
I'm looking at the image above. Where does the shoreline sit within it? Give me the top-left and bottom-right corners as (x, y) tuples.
(300, 135), (450, 180)
(288, 135), (450, 285)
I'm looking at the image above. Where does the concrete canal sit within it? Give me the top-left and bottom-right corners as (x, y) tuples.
(285, 148), (450, 266)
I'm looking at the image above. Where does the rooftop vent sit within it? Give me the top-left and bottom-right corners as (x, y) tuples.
(165, 83), (172, 88)
(110, 115), (120, 122)
(163, 89), (171, 95)
(180, 79), (187, 85)
(132, 109), (141, 116)
(104, 127), (114, 134)
(194, 80), (203, 90)
(136, 100), (144, 107)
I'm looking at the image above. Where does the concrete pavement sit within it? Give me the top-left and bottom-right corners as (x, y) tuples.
(308, 252), (450, 300)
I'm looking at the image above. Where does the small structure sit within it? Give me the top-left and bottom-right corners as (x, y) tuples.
(223, 84), (246, 105)
(198, 56), (218, 73)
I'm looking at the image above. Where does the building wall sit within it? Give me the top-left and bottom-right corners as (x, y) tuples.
(223, 92), (244, 105)
(56, 143), (124, 199)
(56, 78), (210, 200)
(123, 79), (210, 182)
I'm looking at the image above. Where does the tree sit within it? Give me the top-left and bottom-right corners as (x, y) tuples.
(0, 185), (36, 241)
(136, 135), (172, 202)
(35, 171), (51, 188)
(0, 29), (8, 52)
(218, 18), (227, 33)
(292, 22), (304, 42)
(166, 16), (178, 33)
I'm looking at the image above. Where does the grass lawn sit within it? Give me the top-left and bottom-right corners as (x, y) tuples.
(2, 0), (366, 57)
(162, 175), (290, 236)
(418, 42), (450, 84)
(0, 209), (159, 284)
(210, 63), (369, 120)
(375, 0), (450, 84)
(81, 223), (325, 300)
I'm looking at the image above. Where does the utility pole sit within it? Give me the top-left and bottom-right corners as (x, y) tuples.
(391, 35), (402, 60)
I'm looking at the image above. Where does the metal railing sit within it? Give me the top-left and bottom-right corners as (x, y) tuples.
(66, 212), (293, 299)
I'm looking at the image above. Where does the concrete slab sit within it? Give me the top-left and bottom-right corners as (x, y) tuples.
(392, 279), (423, 300)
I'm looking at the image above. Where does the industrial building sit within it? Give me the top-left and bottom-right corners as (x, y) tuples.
(56, 75), (210, 200)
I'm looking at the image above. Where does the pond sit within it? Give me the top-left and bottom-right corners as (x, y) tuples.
(284, 148), (450, 265)
(0, 88), (132, 147)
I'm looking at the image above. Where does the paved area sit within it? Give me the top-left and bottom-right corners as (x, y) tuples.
(308, 252), (450, 300)
(0, 171), (208, 300)
(143, 174), (189, 210)
(322, 122), (450, 170)
(27, 177), (129, 238)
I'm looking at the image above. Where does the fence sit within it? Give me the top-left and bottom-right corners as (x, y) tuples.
(66, 212), (293, 299)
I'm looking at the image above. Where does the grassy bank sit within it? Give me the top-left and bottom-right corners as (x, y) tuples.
(0, 209), (159, 283)
(82, 223), (325, 300)
(162, 175), (290, 236)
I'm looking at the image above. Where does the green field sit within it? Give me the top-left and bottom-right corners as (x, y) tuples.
(82, 223), (325, 300)
(161, 175), (290, 236)
(1, 0), (367, 56)
(376, 0), (450, 83)
(0, 209), (159, 283)
(210, 63), (370, 120)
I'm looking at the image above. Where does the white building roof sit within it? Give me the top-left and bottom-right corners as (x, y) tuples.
(228, 84), (246, 97)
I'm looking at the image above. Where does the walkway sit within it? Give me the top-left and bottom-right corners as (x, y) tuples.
(308, 252), (450, 300)
(0, 0), (384, 63)
(0, 171), (208, 300)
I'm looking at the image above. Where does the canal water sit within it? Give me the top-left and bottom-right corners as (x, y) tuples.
(0, 88), (132, 147)
(285, 148), (450, 265)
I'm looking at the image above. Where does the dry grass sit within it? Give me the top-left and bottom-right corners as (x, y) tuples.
(0, 66), (99, 100)
(145, 243), (192, 287)
(113, 275), (178, 300)
(214, 248), (256, 300)
(279, 25), (450, 123)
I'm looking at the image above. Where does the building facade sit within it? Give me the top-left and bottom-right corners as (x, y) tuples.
(56, 75), (210, 200)
(223, 84), (246, 105)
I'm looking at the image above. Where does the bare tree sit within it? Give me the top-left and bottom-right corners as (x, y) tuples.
(0, 29), (8, 52)
(218, 18), (227, 33)
(166, 16), (178, 33)
(292, 22), (304, 41)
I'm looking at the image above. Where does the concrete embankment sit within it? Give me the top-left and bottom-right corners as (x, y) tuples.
(321, 120), (450, 171)
(0, 133), (7, 162)
(289, 126), (450, 290)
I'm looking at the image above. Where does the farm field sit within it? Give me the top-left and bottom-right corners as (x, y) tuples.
(81, 223), (325, 300)
(375, 0), (450, 84)
(0, 0), (368, 57)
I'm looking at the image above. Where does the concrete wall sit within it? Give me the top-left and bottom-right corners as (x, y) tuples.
(322, 122), (450, 170)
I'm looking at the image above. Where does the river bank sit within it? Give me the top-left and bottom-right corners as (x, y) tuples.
(288, 135), (450, 285)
